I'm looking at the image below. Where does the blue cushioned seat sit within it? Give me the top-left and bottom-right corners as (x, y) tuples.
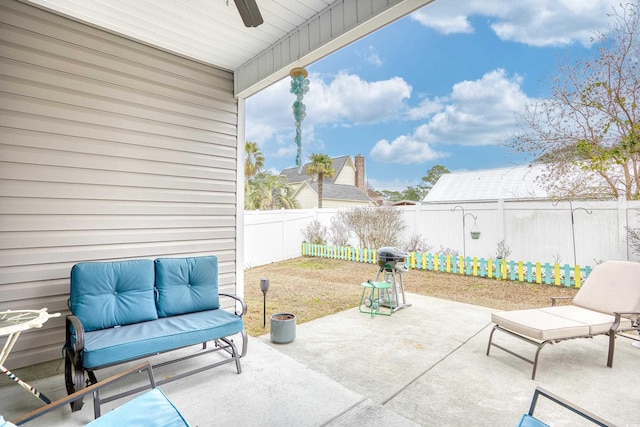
(86, 388), (191, 427)
(82, 310), (244, 368)
(516, 414), (550, 427)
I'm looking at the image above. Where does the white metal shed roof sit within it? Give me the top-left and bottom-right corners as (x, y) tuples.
(423, 165), (550, 203)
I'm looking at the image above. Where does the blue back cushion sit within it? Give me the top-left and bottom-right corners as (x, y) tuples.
(70, 260), (157, 331)
(155, 256), (220, 317)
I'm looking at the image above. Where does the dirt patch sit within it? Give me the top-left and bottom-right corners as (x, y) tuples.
(243, 257), (578, 337)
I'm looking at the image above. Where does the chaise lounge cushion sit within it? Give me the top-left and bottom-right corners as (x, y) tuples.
(70, 260), (158, 332)
(541, 305), (631, 335)
(571, 260), (640, 317)
(155, 256), (220, 317)
(491, 309), (589, 341)
(81, 309), (243, 369)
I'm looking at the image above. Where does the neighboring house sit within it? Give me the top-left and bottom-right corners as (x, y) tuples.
(0, 0), (433, 368)
(423, 165), (550, 203)
(281, 155), (373, 208)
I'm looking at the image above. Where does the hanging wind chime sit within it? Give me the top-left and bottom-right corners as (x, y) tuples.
(290, 67), (310, 172)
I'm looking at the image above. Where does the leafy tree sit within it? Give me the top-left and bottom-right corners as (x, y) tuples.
(380, 190), (403, 203)
(306, 153), (336, 208)
(246, 172), (299, 210)
(244, 141), (265, 179)
(401, 186), (423, 201)
(421, 165), (450, 193)
(511, 3), (640, 200)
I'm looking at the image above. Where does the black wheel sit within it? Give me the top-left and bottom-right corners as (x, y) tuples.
(64, 349), (85, 412)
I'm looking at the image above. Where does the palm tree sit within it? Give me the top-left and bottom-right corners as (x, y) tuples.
(247, 172), (299, 210)
(305, 153), (336, 208)
(244, 141), (265, 180)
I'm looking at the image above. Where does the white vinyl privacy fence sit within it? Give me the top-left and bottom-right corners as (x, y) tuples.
(243, 199), (640, 269)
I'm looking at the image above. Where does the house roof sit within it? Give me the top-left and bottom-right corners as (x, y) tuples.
(301, 181), (372, 202)
(281, 155), (351, 184)
(285, 155), (371, 202)
(423, 165), (550, 203)
(25, 0), (435, 97)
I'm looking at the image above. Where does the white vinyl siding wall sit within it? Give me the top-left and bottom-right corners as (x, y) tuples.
(0, 1), (239, 368)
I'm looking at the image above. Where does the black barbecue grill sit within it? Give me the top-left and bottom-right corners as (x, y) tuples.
(374, 247), (411, 311)
(376, 247), (407, 271)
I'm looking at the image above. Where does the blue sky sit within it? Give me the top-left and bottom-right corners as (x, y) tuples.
(245, 0), (619, 192)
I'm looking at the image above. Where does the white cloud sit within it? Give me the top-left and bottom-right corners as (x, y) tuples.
(367, 177), (420, 192)
(309, 72), (411, 125)
(363, 45), (383, 67)
(371, 136), (449, 164)
(246, 72), (412, 160)
(411, 12), (473, 35)
(412, 0), (618, 47)
(370, 69), (532, 164)
(247, 68), (533, 168)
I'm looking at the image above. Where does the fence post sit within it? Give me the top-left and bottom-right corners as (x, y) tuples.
(618, 196), (629, 260)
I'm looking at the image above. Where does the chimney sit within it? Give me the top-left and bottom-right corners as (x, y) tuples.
(355, 154), (365, 193)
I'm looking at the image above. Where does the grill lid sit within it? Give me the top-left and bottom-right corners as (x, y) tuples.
(376, 246), (407, 269)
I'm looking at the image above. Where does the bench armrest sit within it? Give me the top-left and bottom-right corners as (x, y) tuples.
(220, 293), (247, 317)
(550, 296), (573, 306)
(66, 315), (86, 353)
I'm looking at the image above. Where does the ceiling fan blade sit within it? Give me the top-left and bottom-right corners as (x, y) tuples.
(234, 0), (264, 27)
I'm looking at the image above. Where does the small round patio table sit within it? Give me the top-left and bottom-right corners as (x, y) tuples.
(1, 308), (61, 404)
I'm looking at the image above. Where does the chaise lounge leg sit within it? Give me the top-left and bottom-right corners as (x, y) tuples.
(607, 332), (615, 368)
(487, 324), (548, 380)
(486, 325), (497, 356)
(531, 342), (548, 380)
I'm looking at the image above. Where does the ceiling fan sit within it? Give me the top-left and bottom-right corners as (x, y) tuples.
(233, 0), (264, 27)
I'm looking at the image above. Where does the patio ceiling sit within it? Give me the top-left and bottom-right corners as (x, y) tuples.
(21, 0), (434, 97)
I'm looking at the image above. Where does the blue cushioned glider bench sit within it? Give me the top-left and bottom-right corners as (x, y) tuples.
(64, 256), (247, 412)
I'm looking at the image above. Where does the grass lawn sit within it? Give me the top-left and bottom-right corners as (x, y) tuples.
(242, 257), (578, 337)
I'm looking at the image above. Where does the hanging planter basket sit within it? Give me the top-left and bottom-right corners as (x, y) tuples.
(469, 215), (481, 239)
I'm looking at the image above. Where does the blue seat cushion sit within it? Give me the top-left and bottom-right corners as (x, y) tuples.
(81, 310), (243, 369)
(86, 388), (191, 427)
(155, 256), (220, 317)
(516, 414), (550, 427)
(70, 260), (157, 331)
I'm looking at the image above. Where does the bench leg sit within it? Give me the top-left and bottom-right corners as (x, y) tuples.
(219, 337), (242, 374)
(64, 349), (86, 412)
(239, 329), (248, 358)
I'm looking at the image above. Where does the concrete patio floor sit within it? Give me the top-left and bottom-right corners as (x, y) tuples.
(1, 293), (638, 426)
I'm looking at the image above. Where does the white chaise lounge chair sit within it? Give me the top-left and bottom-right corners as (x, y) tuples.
(487, 260), (640, 379)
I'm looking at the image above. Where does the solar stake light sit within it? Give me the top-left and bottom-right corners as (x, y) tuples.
(260, 278), (270, 328)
